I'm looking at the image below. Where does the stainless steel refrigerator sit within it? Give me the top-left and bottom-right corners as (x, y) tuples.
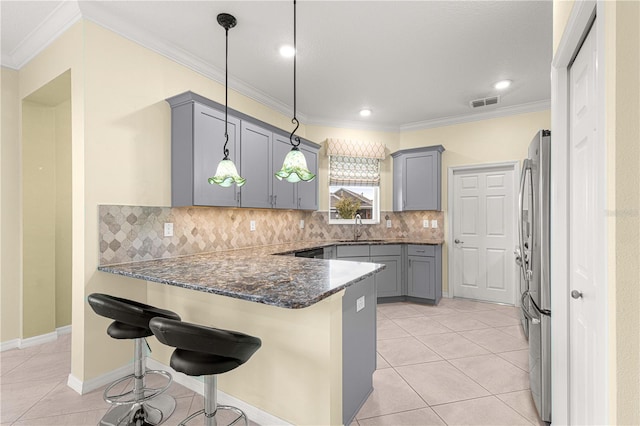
(516, 129), (551, 423)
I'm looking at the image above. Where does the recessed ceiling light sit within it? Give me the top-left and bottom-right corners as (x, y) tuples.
(279, 45), (295, 58)
(359, 108), (372, 117)
(494, 80), (512, 90)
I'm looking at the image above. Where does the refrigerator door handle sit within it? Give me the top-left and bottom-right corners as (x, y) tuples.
(521, 291), (541, 324)
(518, 159), (532, 279)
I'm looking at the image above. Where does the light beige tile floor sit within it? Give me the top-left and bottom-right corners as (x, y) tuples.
(1, 298), (543, 426)
(354, 298), (544, 426)
(0, 333), (257, 426)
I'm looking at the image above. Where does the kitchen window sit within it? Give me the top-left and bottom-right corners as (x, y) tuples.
(326, 138), (385, 225)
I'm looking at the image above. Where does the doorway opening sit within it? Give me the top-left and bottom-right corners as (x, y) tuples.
(21, 70), (72, 339)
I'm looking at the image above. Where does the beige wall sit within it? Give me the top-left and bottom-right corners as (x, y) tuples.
(611, 2), (640, 424)
(22, 101), (57, 337)
(55, 99), (72, 328)
(400, 111), (551, 292)
(553, 1), (575, 54)
(1, 67), (22, 342)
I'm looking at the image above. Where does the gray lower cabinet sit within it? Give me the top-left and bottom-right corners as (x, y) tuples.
(393, 145), (445, 211)
(337, 244), (442, 304)
(407, 244), (442, 304)
(342, 274), (376, 425)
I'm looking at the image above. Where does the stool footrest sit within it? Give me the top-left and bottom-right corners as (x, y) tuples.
(104, 370), (173, 406)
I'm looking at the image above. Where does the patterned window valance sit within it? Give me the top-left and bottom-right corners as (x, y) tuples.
(326, 138), (386, 160)
(329, 155), (380, 186)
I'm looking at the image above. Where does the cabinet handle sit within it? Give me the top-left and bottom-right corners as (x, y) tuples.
(415, 249), (425, 253)
(409, 259), (412, 268)
(403, 199), (406, 209)
(298, 197), (301, 208)
(269, 195), (273, 206)
(274, 195), (277, 206)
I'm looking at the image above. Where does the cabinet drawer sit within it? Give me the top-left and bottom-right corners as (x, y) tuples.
(408, 245), (436, 257)
(370, 245), (402, 256)
(337, 245), (370, 258)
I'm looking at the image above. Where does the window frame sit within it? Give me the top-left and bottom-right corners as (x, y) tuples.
(328, 185), (380, 225)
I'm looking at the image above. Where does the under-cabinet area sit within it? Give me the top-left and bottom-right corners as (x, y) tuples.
(166, 91), (319, 210)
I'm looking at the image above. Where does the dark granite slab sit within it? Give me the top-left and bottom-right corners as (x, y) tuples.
(98, 239), (441, 309)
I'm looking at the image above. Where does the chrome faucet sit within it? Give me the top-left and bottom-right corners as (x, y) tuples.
(354, 214), (363, 241)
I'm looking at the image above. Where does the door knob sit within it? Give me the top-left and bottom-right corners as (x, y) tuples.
(454, 239), (464, 244)
(571, 290), (583, 299)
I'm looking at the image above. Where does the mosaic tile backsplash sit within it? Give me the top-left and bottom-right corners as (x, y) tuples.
(98, 205), (444, 265)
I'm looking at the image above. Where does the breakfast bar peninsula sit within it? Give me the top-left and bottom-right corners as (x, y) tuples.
(99, 242), (384, 426)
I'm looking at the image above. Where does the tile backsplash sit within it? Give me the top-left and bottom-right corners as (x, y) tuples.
(98, 205), (444, 265)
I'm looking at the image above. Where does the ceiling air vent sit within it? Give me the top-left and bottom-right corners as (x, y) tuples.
(469, 95), (500, 108)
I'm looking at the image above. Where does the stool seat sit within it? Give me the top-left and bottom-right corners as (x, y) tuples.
(149, 317), (261, 426)
(88, 293), (181, 426)
(149, 318), (261, 376)
(89, 293), (181, 339)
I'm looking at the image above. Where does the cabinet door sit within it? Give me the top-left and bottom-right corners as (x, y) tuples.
(240, 122), (272, 208)
(272, 134), (297, 209)
(404, 152), (438, 210)
(193, 103), (240, 207)
(371, 255), (402, 297)
(296, 144), (319, 210)
(407, 255), (436, 299)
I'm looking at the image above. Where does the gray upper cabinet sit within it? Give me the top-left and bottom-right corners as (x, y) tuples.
(272, 134), (297, 209)
(296, 144), (319, 210)
(393, 145), (445, 211)
(167, 91), (319, 210)
(240, 122), (272, 209)
(172, 100), (241, 207)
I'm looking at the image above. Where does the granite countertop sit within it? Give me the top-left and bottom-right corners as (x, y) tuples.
(98, 239), (441, 309)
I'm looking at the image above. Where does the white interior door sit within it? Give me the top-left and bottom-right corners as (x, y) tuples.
(568, 20), (608, 425)
(451, 165), (516, 305)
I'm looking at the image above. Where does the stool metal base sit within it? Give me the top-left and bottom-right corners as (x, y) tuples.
(178, 405), (247, 426)
(100, 394), (177, 426)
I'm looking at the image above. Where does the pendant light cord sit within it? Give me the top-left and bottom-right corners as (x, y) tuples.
(223, 24), (230, 159)
(289, 0), (301, 148)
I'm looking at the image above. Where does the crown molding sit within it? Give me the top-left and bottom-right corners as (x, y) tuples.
(2, 3), (550, 134)
(78, 1), (301, 122)
(1, 1), (82, 70)
(399, 99), (551, 132)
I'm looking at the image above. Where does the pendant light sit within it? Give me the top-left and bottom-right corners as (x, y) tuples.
(275, 0), (316, 183)
(209, 13), (246, 188)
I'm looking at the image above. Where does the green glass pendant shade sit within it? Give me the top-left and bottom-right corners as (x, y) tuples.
(275, 147), (316, 183)
(208, 159), (246, 187)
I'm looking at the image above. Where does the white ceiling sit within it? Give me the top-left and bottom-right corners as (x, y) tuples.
(1, 1), (552, 131)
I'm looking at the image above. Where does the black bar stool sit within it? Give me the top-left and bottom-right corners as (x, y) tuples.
(88, 293), (181, 426)
(149, 317), (261, 426)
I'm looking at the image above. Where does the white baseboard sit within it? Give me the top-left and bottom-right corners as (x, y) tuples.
(1, 325), (73, 352)
(67, 363), (133, 395)
(146, 358), (292, 426)
(0, 338), (20, 351)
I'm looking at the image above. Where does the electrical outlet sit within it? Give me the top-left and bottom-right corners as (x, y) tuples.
(431, 219), (438, 228)
(300, 219), (305, 229)
(356, 296), (365, 312)
(164, 223), (173, 237)
(423, 219), (429, 228)
(250, 220), (256, 231)
(386, 219), (392, 228)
